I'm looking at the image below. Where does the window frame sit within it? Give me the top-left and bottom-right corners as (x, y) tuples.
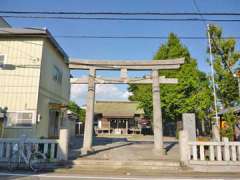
(5, 110), (36, 129)
(52, 65), (63, 85)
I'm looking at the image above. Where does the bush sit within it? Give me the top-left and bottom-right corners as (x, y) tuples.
(221, 110), (236, 141)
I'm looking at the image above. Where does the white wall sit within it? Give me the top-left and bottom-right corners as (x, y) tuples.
(37, 39), (70, 138)
(0, 37), (70, 138)
(0, 38), (43, 137)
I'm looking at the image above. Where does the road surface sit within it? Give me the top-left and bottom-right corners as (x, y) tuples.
(0, 172), (239, 180)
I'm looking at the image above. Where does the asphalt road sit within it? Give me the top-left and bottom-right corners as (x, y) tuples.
(0, 172), (239, 180)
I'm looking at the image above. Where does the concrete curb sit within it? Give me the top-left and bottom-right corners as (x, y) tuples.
(1, 159), (240, 173)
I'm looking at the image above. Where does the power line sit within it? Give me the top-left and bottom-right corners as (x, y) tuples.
(192, 0), (230, 72)
(53, 35), (240, 39)
(2, 24), (240, 40)
(192, 0), (233, 72)
(3, 25), (240, 40)
(1, 15), (240, 22)
(192, 0), (219, 134)
(1, 25), (240, 40)
(192, 0), (207, 26)
(1, 11), (240, 16)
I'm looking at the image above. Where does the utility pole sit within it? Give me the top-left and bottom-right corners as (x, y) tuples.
(207, 24), (220, 141)
(238, 76), (240, 97)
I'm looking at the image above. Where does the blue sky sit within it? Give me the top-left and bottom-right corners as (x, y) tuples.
(1, 0), (240, 105)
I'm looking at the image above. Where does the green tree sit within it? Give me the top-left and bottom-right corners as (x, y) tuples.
(129, 33), (212, 130)
(208, 24), (240, 107)
(221, 110), (237, 140)
(68, 101), (85, 122)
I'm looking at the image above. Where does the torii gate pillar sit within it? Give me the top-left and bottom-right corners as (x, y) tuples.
(69, 58), (184, 155)
(152, 69), (164, 154)
(81, 68), (96, 154)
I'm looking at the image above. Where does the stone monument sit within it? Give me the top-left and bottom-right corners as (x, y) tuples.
(182, 113), (196, 141)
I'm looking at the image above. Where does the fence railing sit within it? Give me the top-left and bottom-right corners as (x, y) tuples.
(0, 128), (69, 162)
(0, 138), (59, 162)
(179, 130), (240, 166)
(188, 141), (240, 162)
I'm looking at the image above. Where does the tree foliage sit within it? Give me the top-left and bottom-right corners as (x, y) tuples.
(221, 110), (237, 140)
(68, 101), (86, 122)
(208, 24), (240, 107)
(129, 33), (212, 124)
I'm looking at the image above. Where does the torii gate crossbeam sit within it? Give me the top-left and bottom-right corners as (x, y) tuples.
(69, 58), (184, 155)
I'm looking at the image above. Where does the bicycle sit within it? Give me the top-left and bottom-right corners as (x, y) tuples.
(8, 135), (47, 172)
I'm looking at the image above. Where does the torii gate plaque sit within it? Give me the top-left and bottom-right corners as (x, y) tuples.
(69, 58), (184, 155)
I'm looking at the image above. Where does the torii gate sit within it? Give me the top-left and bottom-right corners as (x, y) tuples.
(69, 58), (184, 155)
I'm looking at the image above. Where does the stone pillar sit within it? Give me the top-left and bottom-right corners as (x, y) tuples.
(58, 128), (69, 161)
(182, 113), (196, 141)
(179, 130), (189, 166)
(212, 118), (220, 141)
(109, 119), (111, 135)
(223, 137), (230, 161)
(152, 69), (164, 154)
(81, 68), (96, 155)
(126, 120), (128, 135)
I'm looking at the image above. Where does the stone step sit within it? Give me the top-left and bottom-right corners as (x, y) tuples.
(71, 159), (182, 171)
(73, 159), (180, 166)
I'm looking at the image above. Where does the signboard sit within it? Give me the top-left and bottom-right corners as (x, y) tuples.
(48, 103), (67, 110)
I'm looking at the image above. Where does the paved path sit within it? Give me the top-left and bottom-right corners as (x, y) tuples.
(70, 135), (179, 161)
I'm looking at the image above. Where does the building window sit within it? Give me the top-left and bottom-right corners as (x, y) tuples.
(52, 65), (63, 84)
(6, 111), (35, 127)
(0, 54), (5, 67)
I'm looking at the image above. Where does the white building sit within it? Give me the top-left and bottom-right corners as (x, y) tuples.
(0, 27), (70, 138)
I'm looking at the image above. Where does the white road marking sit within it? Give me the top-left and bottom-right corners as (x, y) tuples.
(0, 172), (226, 180)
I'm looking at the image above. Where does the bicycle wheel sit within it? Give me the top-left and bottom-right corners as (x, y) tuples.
(8, 151), (19, 172)
(29, 152), (46, 172)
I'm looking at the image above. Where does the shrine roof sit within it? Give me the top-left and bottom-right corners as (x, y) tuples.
(95, 101), (144, 117)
